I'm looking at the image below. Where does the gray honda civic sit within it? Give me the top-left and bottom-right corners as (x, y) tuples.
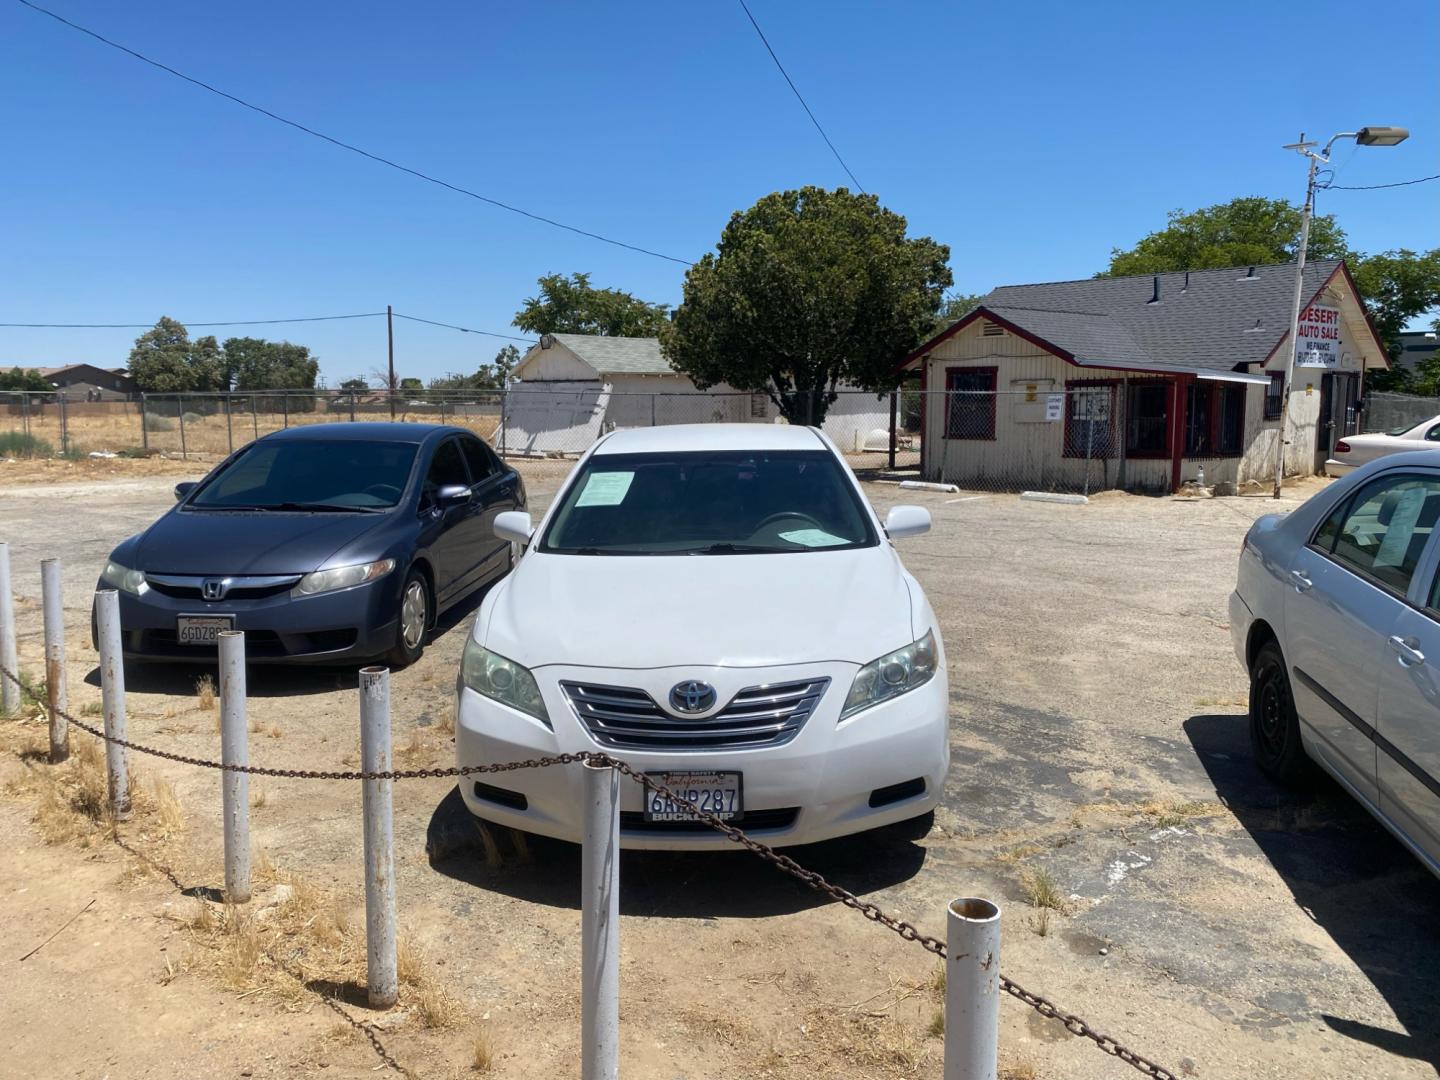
(92, 423), (524, 666)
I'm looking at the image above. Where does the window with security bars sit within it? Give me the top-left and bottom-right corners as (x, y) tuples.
(1264, 373), (1284, 420)
(1126, 381), (1171, 456)
(1184, 382), (1246, 457)
(750, 393), (768, 419)
(1064, 383), (1118, 457)
(945, 368), (997, 439)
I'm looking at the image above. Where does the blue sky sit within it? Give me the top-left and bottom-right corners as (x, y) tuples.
(3, 0), (1437, 384)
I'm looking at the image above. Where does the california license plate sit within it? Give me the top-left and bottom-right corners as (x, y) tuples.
(643, 771), (743, 822)
(176, 615), (234, 645)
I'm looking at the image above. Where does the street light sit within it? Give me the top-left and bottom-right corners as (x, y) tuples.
(1272, 126), (1409, 498)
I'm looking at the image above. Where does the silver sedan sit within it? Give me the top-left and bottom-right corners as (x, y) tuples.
(1231, 449), (1440, 878)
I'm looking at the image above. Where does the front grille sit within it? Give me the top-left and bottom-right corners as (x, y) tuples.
(561, 677), (829, 751)
(620, 807), (799, 833)
(144, 573), (302, 601)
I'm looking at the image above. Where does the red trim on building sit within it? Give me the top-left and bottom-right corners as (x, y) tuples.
(898, 307), (1074, 372)
(1257, 260), (1389, 371)
(1168, 375), (1194, 492)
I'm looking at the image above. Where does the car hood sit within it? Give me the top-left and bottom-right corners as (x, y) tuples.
(131, 509), (387, 575)
(482, 547), (916, 669)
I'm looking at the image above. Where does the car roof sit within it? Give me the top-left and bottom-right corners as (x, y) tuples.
(259, 422), (473, 445)
(592, 423), (827, 455)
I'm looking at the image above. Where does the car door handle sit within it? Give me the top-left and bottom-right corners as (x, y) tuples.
(1290, 570), (1313, 593)
(1389, 635), (1426, 666)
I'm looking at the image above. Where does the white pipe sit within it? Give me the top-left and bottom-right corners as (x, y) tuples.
(0, 543), (17, 717)
(944, 897), (1001, 1080)
(899, 480), (960, 493)
(40, 557), (67, 762)
(360, 665), (397, 1008)
(95, 589), (130, 819)
(218, 631), (251, 903)
(581, 759), (620, 1080)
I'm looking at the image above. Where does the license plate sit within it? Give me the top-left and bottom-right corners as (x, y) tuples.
(176, 615), (234, 645)
(643, 771), (743, 822)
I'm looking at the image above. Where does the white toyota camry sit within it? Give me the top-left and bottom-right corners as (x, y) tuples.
(454, 423), (949, 849)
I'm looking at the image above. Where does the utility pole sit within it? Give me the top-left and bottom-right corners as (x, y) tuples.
(387, 304), (396, 422)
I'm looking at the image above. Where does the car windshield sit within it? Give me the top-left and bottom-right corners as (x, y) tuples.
(539, 449), (878, 555)
(189, 440), (418, 510)
(1387, 424), (1415, 436)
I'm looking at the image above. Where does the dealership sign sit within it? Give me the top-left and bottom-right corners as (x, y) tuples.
(1295, 304), (1341, 368)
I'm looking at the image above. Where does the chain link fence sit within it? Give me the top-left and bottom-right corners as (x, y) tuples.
(1361, 391), (1440, 435)
(1, 387), (920, 475)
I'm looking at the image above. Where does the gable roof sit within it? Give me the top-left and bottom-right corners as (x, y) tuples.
(546, 333), (673, 376)
(905, 259), (1384, 376)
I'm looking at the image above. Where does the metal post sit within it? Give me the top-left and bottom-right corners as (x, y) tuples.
(140, 392), (149, 453)
(178, 401), (188, 460)
(40, 558), (67, 762)
(943, 897), (1001, 1080)
(581, 759), (620, 1080)
(1084, 406), (1095, 499)
(95, 589), (130, 818)
(387, 305), (396, 422)
(0, 543), (17, 716)
(224, 394), (234, 453)
(499, 388), (508, 457)
(59, 394), (68, 456)
(650, 393), (656, 428)
(349, 389), (357, 423)
(1275, 140), (1318, 499)
(219, 631), (251, 903)
(360, 666), (397, 1007)
(888, 389), (899, 470)
(251, 395), (259, 441)
(281, 394), (289, 429)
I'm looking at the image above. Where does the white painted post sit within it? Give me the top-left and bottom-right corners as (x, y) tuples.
(40, 557), (67, 762)
(94, 589), (130, 819)
(0, 543), (18, 717)
(360, 666), (397, 1008)
(218, 631), (251, 903)
(944, 897), (1002, 1080)
(581, 759), (620, 1080)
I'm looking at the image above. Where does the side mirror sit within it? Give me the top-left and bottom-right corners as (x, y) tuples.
(436, 483), (472, 507)
(494, 510), (534, 545)
(174, 481), (197, 502)
(884, 505), (931, 539)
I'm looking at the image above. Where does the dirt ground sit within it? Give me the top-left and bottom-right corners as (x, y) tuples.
(1, 461), (1436, 1080)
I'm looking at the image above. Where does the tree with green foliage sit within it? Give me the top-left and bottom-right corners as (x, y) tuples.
(1349, 249), (1440, 362)
(425, 345), (520, 397)
(0, 367), (55, 392)
(399, 377), (424, 394)
(514, 272), (669, 338)
(661, 187), (951, 424)
(1104, 197), (1350, 276)
(221, 337), (319, 392)
(339, 377), (370, 391)
(128, 317), (223, 393)
(928, 291), (986, 336)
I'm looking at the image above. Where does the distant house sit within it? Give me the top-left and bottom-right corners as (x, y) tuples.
(900, 259), (1389, 492)
(505, 333), (890, 455)
(1394, 330), (1439, 375)
(28, 364), (137, 400)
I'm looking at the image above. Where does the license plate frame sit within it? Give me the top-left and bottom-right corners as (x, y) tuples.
(642, 771), (743, 822)
(176, 614), (235, 645)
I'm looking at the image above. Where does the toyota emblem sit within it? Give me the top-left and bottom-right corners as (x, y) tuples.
(669, 680), (717, 714)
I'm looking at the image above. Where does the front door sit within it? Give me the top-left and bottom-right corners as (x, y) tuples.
(1314, 373), (1337, 472)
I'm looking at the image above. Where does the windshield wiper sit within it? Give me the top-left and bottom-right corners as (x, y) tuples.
(256, 502), (383, 514)
(686, 543), (795, 555)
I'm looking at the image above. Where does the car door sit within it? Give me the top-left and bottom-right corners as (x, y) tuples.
(455, 435), (519, 590)
(418, 436), (479, 604)
(1284, 473), (1440, 805)
(1374, 493), (1440, 870)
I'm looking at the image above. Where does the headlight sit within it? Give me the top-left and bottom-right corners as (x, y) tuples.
(461, 639), (549, 727)
(291, 558), (395, 597)
(842, 629), (938, 719)
(101, 559), (148, 596)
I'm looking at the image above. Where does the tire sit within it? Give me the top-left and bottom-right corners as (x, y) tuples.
(1248, 640), (1311, 786)
(386, 568), (430, 668)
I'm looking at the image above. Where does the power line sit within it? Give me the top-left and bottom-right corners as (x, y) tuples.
(736, 0), (865, 193)
(14, 0), (693, 266)
(391, 313), (534, 343)
(1319, 173), (1440, 191)
(0, 312), (384, 328)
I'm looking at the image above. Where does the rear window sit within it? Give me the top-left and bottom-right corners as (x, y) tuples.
(539, 449), (877, 556)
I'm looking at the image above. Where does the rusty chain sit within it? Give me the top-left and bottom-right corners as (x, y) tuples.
(4, 663), (1178, 1078)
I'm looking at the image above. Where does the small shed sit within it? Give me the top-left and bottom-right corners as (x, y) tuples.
(505, 333), (890, 455)
(900, 259), (1388, 493)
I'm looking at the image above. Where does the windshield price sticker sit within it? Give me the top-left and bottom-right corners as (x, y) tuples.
(778, 528), (849, 548)
(575, 471), (635, 507)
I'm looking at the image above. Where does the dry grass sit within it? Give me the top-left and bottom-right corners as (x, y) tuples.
(802, 1008), (928, 1072)
(249, 786), (268, 810)
(151, 777), (185, 835)
(1000, 1057), (1040, 1080)
(1029, 907), (1052, 937)
(925, 1008), (944, 1038)
(436, 704), (456, 737)
(21, 738), (115, 846)
(414, 984), (461, 1029)
(1019, 867), (1069, 913)
(397, 726), (427, 765)
(1140, 799), (1226, 830)
(194, 674), (216, 712)
(471, 1027), (495, 1072)
(80, 700), (104, 717)
(396, 936), (425, 987)
(995, 842), (1044, 864)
